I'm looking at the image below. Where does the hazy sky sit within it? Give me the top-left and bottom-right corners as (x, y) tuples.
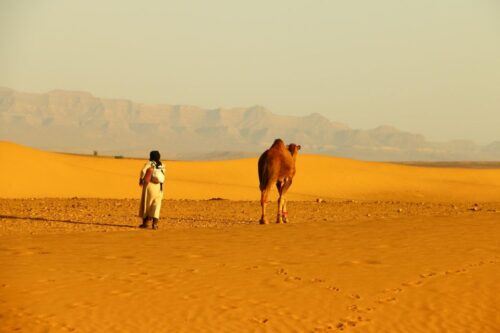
(1, 0), (499, 143)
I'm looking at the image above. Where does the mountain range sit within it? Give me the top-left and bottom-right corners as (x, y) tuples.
(1, 87), (499, 161)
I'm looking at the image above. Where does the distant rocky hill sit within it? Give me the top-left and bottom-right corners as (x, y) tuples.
(1, 87), (499, 161)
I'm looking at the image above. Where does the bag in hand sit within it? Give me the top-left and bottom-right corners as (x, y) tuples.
(141, 167), (154, 186)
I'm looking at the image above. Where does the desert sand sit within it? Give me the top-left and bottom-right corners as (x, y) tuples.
(1, 142), (499, 332)
(2, 141), (500, 202)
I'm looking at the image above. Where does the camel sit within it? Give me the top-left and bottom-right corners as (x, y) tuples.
(258, 139), (301, 224)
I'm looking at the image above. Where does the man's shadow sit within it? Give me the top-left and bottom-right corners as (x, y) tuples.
(0, 215), (137, 229)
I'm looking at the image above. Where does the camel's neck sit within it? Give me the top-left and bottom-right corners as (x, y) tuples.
(291, 151), (298, 162)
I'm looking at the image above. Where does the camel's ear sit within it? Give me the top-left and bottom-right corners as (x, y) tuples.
(297, 145), (301, 150)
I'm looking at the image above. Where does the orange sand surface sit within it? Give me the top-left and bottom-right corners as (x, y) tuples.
(2, 141), (500, 201)
(1, 142), (499, 332)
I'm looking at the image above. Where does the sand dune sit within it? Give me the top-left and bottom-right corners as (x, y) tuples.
(1, 141), (500, 201)
(1, 141), (500, 332)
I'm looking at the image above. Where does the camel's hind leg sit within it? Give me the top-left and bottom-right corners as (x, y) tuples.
(276, 181), (285, 224)
(281, 197), (289, 223)
(260, 185), (271, 224)
(281, 179), (293, 223)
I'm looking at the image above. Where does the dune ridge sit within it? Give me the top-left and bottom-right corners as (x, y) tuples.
(1, 141), (500, 201)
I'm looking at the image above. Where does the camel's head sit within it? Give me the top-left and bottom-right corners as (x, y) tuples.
(287, 143), (301, 158)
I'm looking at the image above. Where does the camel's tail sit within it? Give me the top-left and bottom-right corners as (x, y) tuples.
(258, 152), (268, 191)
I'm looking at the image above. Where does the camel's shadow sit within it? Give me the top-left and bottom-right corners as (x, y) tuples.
(0, 215), (137, 229)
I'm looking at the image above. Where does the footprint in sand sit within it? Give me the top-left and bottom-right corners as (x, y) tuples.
(274, 268), (303, 282)
(419, 272), (437, 278)
(335, 316), (369, 330)
(377, 296), (397, 304)
(383, 287), (403, 294)
(445, 268), (466, 275)
(347, 304), (359, 311)
(251, 317), (269, 324)
(284, 275), (302, 282)
(336, 322), (346, 330)
(310, 278), (326, 283)
(349, 293), (361, 300)
(245, 265), (260, 270)
(348, 305), (375, 314)
(401, 280), (423, 287)
(327, 285), (341, 292)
